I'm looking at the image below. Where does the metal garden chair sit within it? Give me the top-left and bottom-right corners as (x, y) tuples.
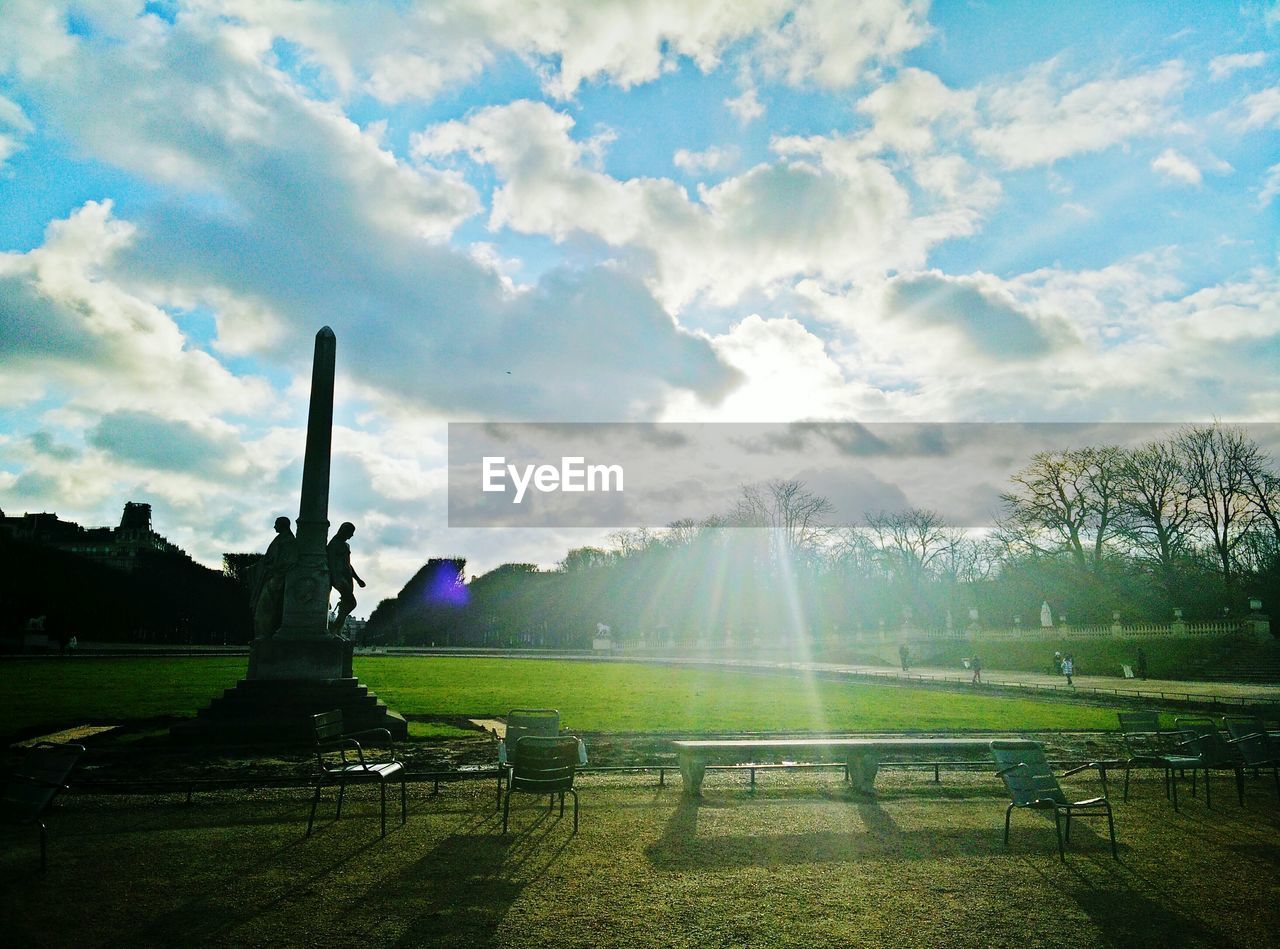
(991, 739), (1117, 861)
(2, 741), (85, 869)
(496, 708), (560, 807)
(306, 710), (406, 837)
(1174, 717), (1245, 809)
(502, 735), (580, 835)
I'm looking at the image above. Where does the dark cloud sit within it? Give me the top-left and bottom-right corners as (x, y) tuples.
(886, 273), (1075, 359)
(88, 410), (240, 473)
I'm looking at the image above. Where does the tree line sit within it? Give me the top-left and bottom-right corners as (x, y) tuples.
(365, 423), (1280, 648)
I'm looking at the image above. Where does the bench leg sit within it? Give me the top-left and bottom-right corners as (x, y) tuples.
(679, 755), (706, 797)
(846, 751), (880, 794)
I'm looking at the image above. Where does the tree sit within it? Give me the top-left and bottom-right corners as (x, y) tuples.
(998, 447), (1124, 572)
(1114, 439), (1194, 590)
(1178, 423), (1254, 584)
(864, 508), (958, 581)
(731, 479), (834, 554)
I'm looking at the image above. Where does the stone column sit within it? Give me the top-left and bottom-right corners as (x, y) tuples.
(276, 326), (336, 641)
(249, 326), (351, 680)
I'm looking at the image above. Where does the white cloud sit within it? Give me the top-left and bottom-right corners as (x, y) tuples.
(856, 68), (975, 154)
(673, 145), (739, 175)
(752, 0), (931, 89)
(1208, 51), (1268, 80)
(1236, 85), (1280, 129)
(725, 86), (764, 123)
(204, 0), (929, 101)
(416, 100), (995, 310)
(1151, 148), (1202, 185)
(0, 92), (33, 167)
(0, 201), (274, 418)
(1259, 162), (1280, 207)
(1, 14), (736, 420)
(972, 60), (1189, 168)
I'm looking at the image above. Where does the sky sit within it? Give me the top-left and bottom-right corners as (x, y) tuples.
(0, 0), (1278, 610)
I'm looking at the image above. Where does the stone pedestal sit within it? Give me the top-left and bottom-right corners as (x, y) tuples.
(248, 636), (353, 680)
(174, 638), (408, 744)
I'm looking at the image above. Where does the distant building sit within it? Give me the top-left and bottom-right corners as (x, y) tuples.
(0, 501), (194, 572)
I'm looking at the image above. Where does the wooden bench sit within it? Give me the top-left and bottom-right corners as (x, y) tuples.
(672, 737), (998, 796)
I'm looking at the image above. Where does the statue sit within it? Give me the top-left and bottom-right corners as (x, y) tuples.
(251, 516), (297, 639)
(326, 521), (366, 636)
(1040, 600), (1053, 628)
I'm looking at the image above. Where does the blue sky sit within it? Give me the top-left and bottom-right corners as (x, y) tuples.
(1, 0), (1278, 604)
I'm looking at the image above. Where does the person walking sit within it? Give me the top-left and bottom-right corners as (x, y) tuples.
(1062, 654), (1074, 686)
(970, 654), (982, 685)
(899, 643), (910, 672)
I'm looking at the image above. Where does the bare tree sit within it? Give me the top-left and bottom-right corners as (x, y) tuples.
(998, 446), (1125, 572)
(864, 508), (959, 581)
(1114, 439), (1195, 588)
(1177, 423), (1255, 584)
(731, 479), (834, 553)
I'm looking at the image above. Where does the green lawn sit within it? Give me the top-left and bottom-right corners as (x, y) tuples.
(1, 656), (1122, 740)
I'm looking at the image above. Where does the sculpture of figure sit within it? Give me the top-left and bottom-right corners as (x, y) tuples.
(326, 521), (366, 637)
(252, 516), (297, 639)
(1040, 600), (1053, 628)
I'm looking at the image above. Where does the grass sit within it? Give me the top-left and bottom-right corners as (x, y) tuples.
(3, 770), (1278, 947)
(0, 656), (1126, 741)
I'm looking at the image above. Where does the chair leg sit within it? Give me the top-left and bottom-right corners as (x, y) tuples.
(1204, 769), (1212, 809)
(307, 779), (323, 837)
(401, 775), (408, 825)
(336, 781), (346, 819)
(1053, 809), (1065, 861)
(1003, 804), (1014, 845)
(1123, 766), (1131, 802)
(1064, 810), (1072, 843)
(559, 791), (565, 817)
(502, 788), (512, 834)
(1098, 768), (1109, 799)
(380, 780), (387, 837)
(1106, 803), (1117, 859)
(1171, 768), (1179, 812)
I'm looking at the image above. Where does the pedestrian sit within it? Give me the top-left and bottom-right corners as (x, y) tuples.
(1062, 654), (1074, 686)
(970, 654), (982, 685)
(1053, 650), (1063, 676)
(1135, 646), (1148, 680)
(899, 643), (910, 672)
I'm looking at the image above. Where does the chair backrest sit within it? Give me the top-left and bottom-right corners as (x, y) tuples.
(990, 740), (1066, 806)
(505, 708), (560, 747)
(3, 742), (85, 820)
(1175, 717), (1237, 765)
(313, 710), (345, 743)
(1223, 716), (1261, 740)
(510, 736), (578, 794)
(1118, 710), (1168, 755)
(1118, 710), (1159, 734)
(1174, 716), (1220, 738)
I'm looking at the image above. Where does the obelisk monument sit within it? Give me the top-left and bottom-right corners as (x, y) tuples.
(246, 327), (353, 679)
(176, 327), (407, 740)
